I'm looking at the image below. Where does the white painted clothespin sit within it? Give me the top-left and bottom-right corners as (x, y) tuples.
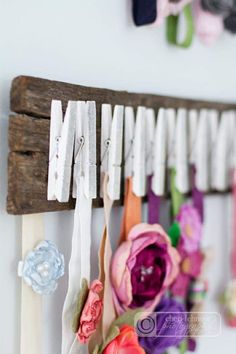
(152, 108), (167, 196)
(208, 109), (219, 189)
(175, 108), (189, 193)
(72, 101), (97, 199)
(100, 104), (124, 200)
(194, 109), (210, 192)
(125, 106), (146, 197)
(47, 100), (76, 202)
(166, 108), (176, 169)
(214, 111), (236, 191)
(145, 108), (155, 177)
(188, 109), (198, 165)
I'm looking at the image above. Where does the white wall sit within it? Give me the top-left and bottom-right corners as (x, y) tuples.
(1, 1), (236, 353)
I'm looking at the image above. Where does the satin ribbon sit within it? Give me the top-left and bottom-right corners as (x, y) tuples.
(62, 177), (92, 354)
(119, 177), (142, 244)
(167, 4), (194, 48)
(147, 175), (161, 224)
(231, 171), (236, 279)
(20, 214), (44, 354)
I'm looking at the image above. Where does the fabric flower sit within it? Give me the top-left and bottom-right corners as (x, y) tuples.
(176, 204), (202, 253)
(103, 325), (145, 354)
(77, 280), (103, 343)
(18, 240), (64, 295)
(171, 249), (203, 298)
(112, 223), (180, 314)
(139, 297), (187, 354)
(194, 0), (223, 45)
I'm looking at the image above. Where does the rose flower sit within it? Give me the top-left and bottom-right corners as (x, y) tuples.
(111, 223), (180, 314)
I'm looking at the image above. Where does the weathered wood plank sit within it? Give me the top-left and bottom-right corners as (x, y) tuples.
(8, 76), (236, 215)
(9, 115), (49, 152)
(11, 76), (236, 118)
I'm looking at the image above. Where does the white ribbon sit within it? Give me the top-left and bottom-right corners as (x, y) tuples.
(20, 214), (44, 354)
(61, 177), (92, 354)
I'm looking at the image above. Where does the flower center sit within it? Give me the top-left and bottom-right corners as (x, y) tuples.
(185, 224), (193, 238)
(37, 261), (50, 278)
(140, 265), (154, 282)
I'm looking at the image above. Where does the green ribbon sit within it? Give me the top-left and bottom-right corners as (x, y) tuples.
(170, 168), (185, 217)
(179, 339), (188, 354)
(166, 4), (194, 48)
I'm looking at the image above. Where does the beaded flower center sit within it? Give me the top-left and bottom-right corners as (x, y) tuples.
(140, 265), (154, 282)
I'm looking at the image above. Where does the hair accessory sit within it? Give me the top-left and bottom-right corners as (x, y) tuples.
(62, 101), (96, 354)
(18, 240), (64, 295)
(132, 0), (157, 26)
(194, 0), (224, 45)
(166, 4), (194, 48)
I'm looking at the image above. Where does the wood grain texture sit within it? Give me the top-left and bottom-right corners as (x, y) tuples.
(7, 75), (236, 215)
(11, 76), (236, 118)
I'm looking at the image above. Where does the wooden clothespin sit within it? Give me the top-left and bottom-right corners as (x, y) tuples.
(152, 108), (167, 196)
(145, 108), (155, 177)
(47, 100), (76, 202)
(166, 108), (176, 169)
(175, 108), (189, 193)
(72, 101), (97, 199)
(125, 106), (146, 197)
(214, 111), (236, 191)
(208, 110), (219, 189)
(188, 109), (198, 165)
(194, 109), (210, 192)
(100, 104), (124, 200)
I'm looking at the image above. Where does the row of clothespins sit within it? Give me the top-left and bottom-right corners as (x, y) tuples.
(47, 100), (236, 204)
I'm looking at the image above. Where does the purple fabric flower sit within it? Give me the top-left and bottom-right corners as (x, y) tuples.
(176, 204), (202, 253)
(139, 297), (187, 354)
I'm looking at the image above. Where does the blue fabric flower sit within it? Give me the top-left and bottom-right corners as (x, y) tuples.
(18, 240), (64, 295)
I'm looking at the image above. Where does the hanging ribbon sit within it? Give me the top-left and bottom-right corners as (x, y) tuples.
(119, 177), (142, 245)
(231, 172), (236, 279)
(167, 4), (194, 48)
(147, 175), (161, 225)
(20, 214), (44, 354)
(170, 169), (185, 217)
(62, 177), (92, 354)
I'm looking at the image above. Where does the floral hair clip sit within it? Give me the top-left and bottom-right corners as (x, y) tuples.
(18, 240), (64, 295)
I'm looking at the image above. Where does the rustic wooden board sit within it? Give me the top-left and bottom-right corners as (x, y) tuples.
(11, 76), (236, 118)
(7, 75), (236, 215)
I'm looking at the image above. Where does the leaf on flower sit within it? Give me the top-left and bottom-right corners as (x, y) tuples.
(168, 221), (181, 247)
(112, 308), (144, 328)
(72, 278), (89, 333)
(92, 344), (100, 354)
(100, 326), (120, 353)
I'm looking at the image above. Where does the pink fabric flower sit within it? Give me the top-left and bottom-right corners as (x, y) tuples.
(103, 325), (145, 354)
(111, 223), (180, 314)
(176, 204), (202, 253)
(77, 280), (103, 344)
(171, 249), (203, 297)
